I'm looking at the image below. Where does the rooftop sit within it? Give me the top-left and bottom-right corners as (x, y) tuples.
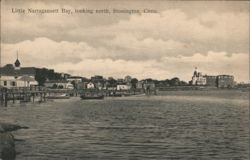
(0, 64), (36, 76)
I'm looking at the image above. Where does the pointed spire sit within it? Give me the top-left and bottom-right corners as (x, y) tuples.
(14, 50), (21, 68)
(193, 66), (198, 77)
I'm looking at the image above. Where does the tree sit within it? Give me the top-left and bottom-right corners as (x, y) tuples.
(179, 81), (188, 86)
(169, 77), (180, 86)
(131, 78), (138, 89)
(71, 80), (77, 89)
(124, 75), (132, 83)
(35, 68), (47, 86)
(107, 77), (117, 87)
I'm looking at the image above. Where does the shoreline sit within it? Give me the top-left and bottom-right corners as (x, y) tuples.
(0, 123), (28, 160)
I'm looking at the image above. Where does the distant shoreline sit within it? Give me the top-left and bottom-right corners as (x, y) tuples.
(156, 86), (247, 91)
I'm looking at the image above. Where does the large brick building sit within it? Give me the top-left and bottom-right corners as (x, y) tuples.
(217, 75), (234, 88)
(191, 68), (235, 88)
(204, 75), (217, 87)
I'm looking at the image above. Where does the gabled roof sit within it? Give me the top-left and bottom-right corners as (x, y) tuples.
(45, 80), (68, 83)
(67, 76), (83, 79)
(0, 64), (36, 76)
(18, 75), (36, 81)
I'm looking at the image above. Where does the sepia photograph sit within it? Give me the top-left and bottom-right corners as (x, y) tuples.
(0, 0), (249, 159)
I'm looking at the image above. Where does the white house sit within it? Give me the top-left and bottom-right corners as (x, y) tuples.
(117, 84), (131, 91)
(86, 82), (95, 89)
(0, 75), (38, 88)
(191, 68), (206, 85)
(136, 81), (143, 89)
(0, 58), (38, 88)
(66, 76), (83, 83)
(44, 80), (74, 89)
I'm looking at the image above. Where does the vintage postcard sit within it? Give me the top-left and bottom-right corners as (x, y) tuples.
(0, 0), (249, 160)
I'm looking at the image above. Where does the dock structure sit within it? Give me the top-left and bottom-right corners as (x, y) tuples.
(0, 86), (76, 106)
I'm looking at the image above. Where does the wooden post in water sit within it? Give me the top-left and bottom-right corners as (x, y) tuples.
(0, 92), (3, 105)
(4, 92), (8, 106)
(40, 93), (42, 102)
(32, 93), (35, 103)
(12, 93), (15, 104)
(43, 92), (46, 101)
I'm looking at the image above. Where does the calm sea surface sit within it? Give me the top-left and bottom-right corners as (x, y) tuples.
(0, 90), (249, 160)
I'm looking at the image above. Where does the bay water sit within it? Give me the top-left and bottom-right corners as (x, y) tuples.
(0, 90), (249, 160)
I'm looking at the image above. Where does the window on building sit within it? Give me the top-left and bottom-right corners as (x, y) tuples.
(12, 81), (16, 86)
(4, 81), (7, 86)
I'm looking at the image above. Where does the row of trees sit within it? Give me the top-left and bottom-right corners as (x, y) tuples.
(106, 77), (188, 88)
(153, 77), (188, 87)
(34, 68), (188, 88)
(35, 68), (64, 86)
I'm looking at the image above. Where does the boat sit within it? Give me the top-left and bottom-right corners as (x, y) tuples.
(108, 91), (133, 97)
(108, 91), (122, 97)
(46, 93), (70, 99)
(80, 94), (104, 100)
(80, 88), (105, 100)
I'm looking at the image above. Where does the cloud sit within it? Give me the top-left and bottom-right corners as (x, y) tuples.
(102, 33), (186, 60)
(1, 1), (249, 82)
(2, 37), (90, 66)
(100, 9), (249, 56)
(2, 3), (249, 55)
(2, 38), (249, 82)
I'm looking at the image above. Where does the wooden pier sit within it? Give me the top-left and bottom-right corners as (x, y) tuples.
(0, 86), (77, 106)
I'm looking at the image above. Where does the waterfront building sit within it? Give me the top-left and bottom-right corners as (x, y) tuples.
(107, 86), (117, 91)
(95, 81), (105, 90)
(66, 76), (83, 83)
(136, 81), (143, 89)
(44, 80), (74, 89)
(217, 75), (234, 88)
(117, 83), (131, 91)
(91, 75), (104, 82)
(86, 82), (95, 89)
(116, 76), (132, 91)
(191, 68), (206, 85)
(90, 75), (106, 89)
(204, 75), (217, 87)
(61, 73), (71, 79)
(190, 68), (235, 88)
(142, 79), (156, 91)
(236, 82), (250, 89)
(0, 58), (38, 88)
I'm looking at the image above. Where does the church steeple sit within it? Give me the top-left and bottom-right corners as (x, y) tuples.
(14, 51), (21, 69)
(193, 67), (198, 77)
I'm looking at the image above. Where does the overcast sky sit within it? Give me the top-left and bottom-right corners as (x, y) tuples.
(1, 0), (249, 82)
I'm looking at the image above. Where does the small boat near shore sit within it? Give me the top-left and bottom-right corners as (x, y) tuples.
(46, 94), (70, 99)
(80, 94), (104, 100)
(80, 89), (104, 100)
